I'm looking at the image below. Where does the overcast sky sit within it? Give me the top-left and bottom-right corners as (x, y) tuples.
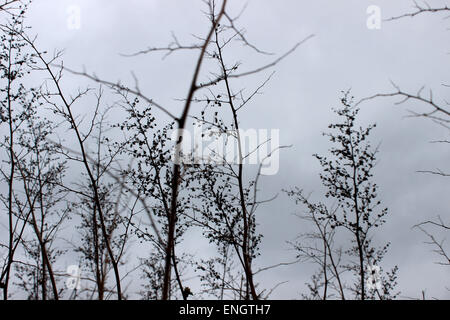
(20, 0), (450, 299)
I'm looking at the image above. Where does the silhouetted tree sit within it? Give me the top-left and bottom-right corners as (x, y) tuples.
(284, 190), (345, 300)
(116, 95), (192, 300)
(288, 92), (399, 300)
(68, 0), (311, 300)
(0, 3), (40, 299)
(13, 107), (67, 300)
(360, 1), (450, 294)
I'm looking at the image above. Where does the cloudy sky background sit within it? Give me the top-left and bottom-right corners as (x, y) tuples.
(18, 0), (450, 299)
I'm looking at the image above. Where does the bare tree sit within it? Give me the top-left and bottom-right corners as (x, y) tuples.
(288, 93), (399, 300)
(64, 0), (228, 300)
(0, 4), (38, 299)
(116, 93), (192, 300)
(413, 217), (450, 268)
(285, 189), (346, 300)
(7, 35), (127, 299)
(413, 215), (450, 293)
(62, 0), (311, 300)
(359, 1), (450, 293)
(195, 244), (246, 300)
(63, 103), (135, 300)
(177, 2), (312, 300)
(12, 107), (67, 300)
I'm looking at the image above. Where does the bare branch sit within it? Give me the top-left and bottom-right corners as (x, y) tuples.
(387, 1), (450, 21)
